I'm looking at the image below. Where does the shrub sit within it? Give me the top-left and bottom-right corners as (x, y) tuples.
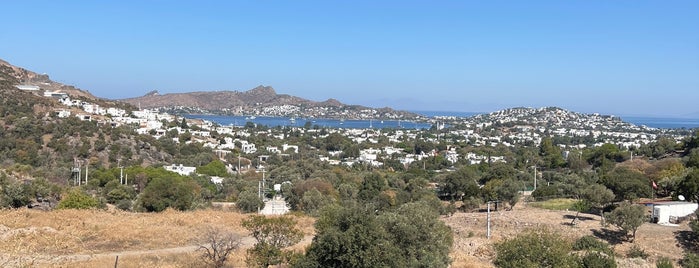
(626, 245), (649, 259)
(57, 189), (99, 209)
(573, 235), (613, 255)
(460, 196), (481, 212)
(681, 253), (699, 268)
(494, 228), (577, 268)
(198, 227), (242, 268)
(581, 251), (616, 268)
(656, 257), (673, 268)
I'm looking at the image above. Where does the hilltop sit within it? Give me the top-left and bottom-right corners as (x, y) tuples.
(0, 59), (99, 101)
(121, 86), (422, 120)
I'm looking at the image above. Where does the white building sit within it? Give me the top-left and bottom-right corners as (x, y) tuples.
(16, 85), (40, 91)
(651, 201), (698, 225)
(164, 164), (197, 176)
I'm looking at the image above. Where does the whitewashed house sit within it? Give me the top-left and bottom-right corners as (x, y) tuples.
(164, 164), (196, 176)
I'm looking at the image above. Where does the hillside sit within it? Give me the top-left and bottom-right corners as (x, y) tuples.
(0, 204), (687, 268)
(121, 86), (422, 119)
(0, 59), (99, 101)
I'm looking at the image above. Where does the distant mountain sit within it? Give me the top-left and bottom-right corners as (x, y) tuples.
(0, 59), (99, 101)
(122, 86), (421, 119)
(122, 86), (305, 110)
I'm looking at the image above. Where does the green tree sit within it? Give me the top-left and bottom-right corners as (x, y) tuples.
(242, 215), (303, 268)
(602, 167), (652, 201)
(588, 144), (627, 174)
(605, 202), (647, 242)
(581, 183), (615, 222)
(299, 202), (453, 268)
(299, 203), (402, 268)
(497, 179), (523, 210)
(57, 189), (100, 209)
(197, 160), (229, 177)
(440, 166), (480, 200)
(686, 148), (699, 169)
(377, 202), (453, 267)
(138, 176), (201, 212)
(300, 188), (333, 216)
(677, 169), (699, 205)
(494, 228), (577, 268)
(237, 191), (264, 213)
(539, 137), (566, 169)
(1, 181), (30, 208)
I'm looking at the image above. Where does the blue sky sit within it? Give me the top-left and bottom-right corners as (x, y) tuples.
(1, 1), (697, 116)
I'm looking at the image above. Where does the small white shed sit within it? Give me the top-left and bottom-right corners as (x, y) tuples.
(651, 202), (698, 224)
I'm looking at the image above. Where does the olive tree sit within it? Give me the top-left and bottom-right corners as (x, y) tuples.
(242, 215), (303, 268)
(605, 202), (647, 242)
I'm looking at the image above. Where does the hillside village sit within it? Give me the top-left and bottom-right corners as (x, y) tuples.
(16, 82), (690, 184)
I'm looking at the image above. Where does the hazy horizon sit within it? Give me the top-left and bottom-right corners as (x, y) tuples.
(1, 1), (697, 117)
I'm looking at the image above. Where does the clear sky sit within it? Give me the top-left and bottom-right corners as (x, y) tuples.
(1, 1), (697, 117)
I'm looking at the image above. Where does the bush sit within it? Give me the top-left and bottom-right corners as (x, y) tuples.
(682, 253), (699, 268)
(573, 235), (613, 255)
(581, 251), (616, 268)
(656, 257), (673, 268)
(57, 189), (99, 209)
(626, 245), (649, 259)
(116, 199), (132, 211)
(460, 196), (481, 212)
(138, 176), (201, 212)
(198, 227), (242, 268)
(494, 228), (577, 268)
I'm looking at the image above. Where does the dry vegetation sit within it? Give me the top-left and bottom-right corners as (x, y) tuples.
(0, 208), (315, 268)
(0, 200), (693, 268)
(445, 200), (690, 268)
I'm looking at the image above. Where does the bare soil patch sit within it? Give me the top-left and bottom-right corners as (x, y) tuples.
(0, 208), (315, 267)
(443, 201), (692, 267)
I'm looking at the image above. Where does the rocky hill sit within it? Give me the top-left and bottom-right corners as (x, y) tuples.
(122, 85), (310, 110)
(122, 86), (421, 119)
(0, 59), (99, 101)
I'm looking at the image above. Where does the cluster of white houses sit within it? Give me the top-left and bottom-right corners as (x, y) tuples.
(19, 86), (684, 178)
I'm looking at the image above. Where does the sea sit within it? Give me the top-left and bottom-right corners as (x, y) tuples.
(184, 112), (699, 130)
(621, 116), (699, 130)
(184, 115), (433, 129)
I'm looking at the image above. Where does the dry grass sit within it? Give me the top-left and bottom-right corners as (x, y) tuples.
(443, 201), (690, 268)
(0, 201), (690, 268)
(0, 208), (315, 267)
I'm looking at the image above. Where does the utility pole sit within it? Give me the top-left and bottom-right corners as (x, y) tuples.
(487, 201), (491, 239)
(77, 160), (82, 186)
(258, 181), (262, 199)
(533, 165), (537, 190)
(85, 161), (88, 185)
(261, 167), (266, 199)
